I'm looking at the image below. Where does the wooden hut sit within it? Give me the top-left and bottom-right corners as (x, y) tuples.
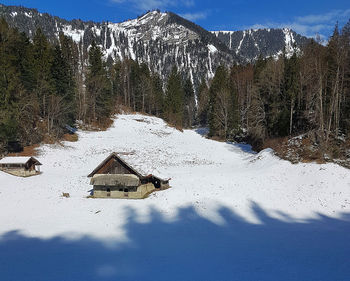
(0, 156), (42, 177)
(88, 153), (169, 199)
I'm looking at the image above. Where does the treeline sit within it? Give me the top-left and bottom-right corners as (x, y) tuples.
(110, 58), (196, 128)
(198, 21), (350, 152)
(0, 17), (196, 150)
(1, 16), (350, 157)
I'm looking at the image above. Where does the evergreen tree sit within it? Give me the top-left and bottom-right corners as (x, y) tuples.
(150, 73), (164, 117)
(32, 28), (54, 119)
(164, 66), (184, 127)
(85, 41), (112, 122)
(197, 79), (209, 126)
(139, 63), (151, 113)
(183, 78), (195, 128)
(0, 19), (24, 145)
(110, 60), (123, 103)
(51, 45), (76, 125)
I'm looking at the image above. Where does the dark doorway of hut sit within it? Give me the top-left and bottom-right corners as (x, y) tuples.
(152, 178), (161, 189)
(124, 188), (129, 197)
(107, 188), (111, 197)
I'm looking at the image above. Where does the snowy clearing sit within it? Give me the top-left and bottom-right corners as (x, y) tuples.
(0, 114), (349, 280)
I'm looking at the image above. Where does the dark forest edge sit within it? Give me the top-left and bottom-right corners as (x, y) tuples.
(1, 17), (350, 167)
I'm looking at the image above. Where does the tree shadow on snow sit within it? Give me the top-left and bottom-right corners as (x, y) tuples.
(194, 127), (209, 137)
(0, 203), (349, 281)
(225, 141), (256, 154)
(193, 127), (255, 155)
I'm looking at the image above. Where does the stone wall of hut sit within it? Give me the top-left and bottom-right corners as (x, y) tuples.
(93, 183), (156, 199)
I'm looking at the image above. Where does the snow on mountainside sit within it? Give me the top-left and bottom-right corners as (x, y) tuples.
(0, 4), (310, 86)
(212, 28), (310, 61)
(0, 4), (234, 85)
(0, 114), (349, 240)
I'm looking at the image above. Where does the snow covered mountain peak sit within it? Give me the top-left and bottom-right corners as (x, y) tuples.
(105, 10), (199, 46)
(0, 4), (309, 85)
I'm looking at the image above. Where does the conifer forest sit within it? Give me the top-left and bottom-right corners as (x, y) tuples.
(1, 17), (350, 161)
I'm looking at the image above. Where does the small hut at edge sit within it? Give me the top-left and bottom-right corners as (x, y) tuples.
(0, 156), (42, 177)
(88, 153), (169, 199)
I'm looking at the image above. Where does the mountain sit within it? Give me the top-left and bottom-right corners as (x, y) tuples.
(0, 3), (310, 86)
(0, 4), (235, 86)
(212, 29), (310, 62)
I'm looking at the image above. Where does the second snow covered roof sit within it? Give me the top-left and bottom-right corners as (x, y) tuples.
(0, 156), (42, 165)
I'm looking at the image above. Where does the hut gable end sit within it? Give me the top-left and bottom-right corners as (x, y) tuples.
(88, 153), (143, 178)
(96, 157), (133, 175)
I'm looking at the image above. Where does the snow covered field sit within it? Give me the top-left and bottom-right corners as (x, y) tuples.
(0, 114), (349, 280)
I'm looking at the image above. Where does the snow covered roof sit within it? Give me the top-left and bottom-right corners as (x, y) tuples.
(0, 156), (42, 165)
(90, 174), (140, 187)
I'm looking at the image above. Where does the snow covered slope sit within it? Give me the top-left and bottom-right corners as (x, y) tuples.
(0, 114), (349, 241)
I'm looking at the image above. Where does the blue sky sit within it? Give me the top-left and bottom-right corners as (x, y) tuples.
(2, 0), (350, 39)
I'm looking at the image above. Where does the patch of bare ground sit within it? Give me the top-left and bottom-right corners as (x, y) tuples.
(42, 134), (59, 145)
(167, 123), (184, 132)
(63, 133), (78, 142)
(90, 118), (114, 131)
(209, 135), (227, 142)
(8, 144), (40, 157)
(263, 132), (350, 168)
(3, 114), (118, 157)
(78, 118), (114, 132)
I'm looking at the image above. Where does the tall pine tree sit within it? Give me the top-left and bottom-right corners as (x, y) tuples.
(85, 41), (112, 123)
(164, 66), (184, 127)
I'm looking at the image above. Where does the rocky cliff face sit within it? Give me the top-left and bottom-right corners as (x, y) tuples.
(0, 4), (309, 86)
